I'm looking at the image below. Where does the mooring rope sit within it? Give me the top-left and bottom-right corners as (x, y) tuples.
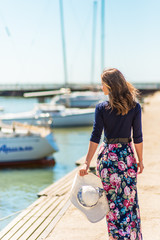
(0, 210), (23, 222)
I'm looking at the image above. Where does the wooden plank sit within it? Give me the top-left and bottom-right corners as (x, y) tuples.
(0, 168), (78, 239)
(1, 197), (58, 240)
(26, 195), (70, 240)
(16, 195), (68, 240)
(37, 199), (71, 240)
(0, 196), (46, 239)
(5, 196), (60, 240)
(1, 162), (94, 240)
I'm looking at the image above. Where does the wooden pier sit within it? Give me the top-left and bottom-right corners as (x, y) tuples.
(0, 168), (76, 240)
(0, 151), (98, 240)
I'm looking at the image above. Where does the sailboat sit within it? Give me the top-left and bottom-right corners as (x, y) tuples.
(24, 0), (106, 110)
(0, 108), (53, 127)
(50, 91), (107, 108)
(0, 104), (95, 127)
(1, 1), (105, 128)
(0, 122), (59, 167)
(53, 0), (105, 108)
(33, 104), (95, 127)
(50, 0), (106, 108)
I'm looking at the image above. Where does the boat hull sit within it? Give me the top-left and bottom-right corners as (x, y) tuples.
(51, 91), (107, 108)
(0, 109), (95, 127)
(50, 111), (95, 127)
(0, 117), (51, 127)
(0, 133), (58, 162)
(0, 111), (52, 127)
(0, 157), (55, 168)
(54, 99), (100, 108)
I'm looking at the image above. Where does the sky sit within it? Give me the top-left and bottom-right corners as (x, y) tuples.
(0, 0), (160, 85)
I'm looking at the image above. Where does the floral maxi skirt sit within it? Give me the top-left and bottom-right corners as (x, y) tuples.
(97, 142), (143, 240)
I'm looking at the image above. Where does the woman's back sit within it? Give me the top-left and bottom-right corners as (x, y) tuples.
(90, 101), (143, 144)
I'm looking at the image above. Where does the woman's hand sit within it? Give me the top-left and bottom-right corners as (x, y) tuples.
(137, 161), (144, 174)
(134, 142), (143, 174)
(78, 141), (98, 176)
(79, 163), (89, 176)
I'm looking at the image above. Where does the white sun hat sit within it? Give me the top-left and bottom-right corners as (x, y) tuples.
(70, 172), (109, 223)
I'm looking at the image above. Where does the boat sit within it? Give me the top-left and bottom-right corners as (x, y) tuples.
(0, 104), (95, 128)
(22, 0), (106, 111)
(49, 1), (105, 109)
(51, 91), (107, 108)
(0, 122), (59, 168)
(0, 0), (103, 129)
(0, 108), (53, 127)
(35, 104), (95, 127)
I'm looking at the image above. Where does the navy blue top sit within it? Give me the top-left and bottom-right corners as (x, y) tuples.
(90, 101), (143, 144)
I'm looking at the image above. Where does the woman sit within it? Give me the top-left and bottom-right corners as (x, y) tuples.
(79, 68), (144, 240)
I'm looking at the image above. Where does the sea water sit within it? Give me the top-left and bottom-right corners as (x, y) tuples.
(0, 96), (93, 230)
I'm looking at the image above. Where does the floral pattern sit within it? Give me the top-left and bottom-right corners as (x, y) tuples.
(97, 142), (143, 240)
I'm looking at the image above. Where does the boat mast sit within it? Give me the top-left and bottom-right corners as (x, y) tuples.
(91, 1), (98, 85)
(101, 0), (105, 71)
(59, 0), (68, 87)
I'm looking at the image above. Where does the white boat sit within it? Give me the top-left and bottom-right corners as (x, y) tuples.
(51, 91), (106, 108)
(0, 109), (53, 127)
(0, 122), (59, 166)
(34, 104), (95, 127)
(0, 104), (95, 128)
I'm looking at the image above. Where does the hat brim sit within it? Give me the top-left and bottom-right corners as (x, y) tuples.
(70, 173), (109, 223)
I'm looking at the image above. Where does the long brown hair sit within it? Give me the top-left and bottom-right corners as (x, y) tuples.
(101, 68), (139, 115)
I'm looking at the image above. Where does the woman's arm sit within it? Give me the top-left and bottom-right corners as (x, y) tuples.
(132, 103), (144, 174)
(79, 141), (98, 176)
(79, 104), (103, 176)
(134, 142), (144, 174)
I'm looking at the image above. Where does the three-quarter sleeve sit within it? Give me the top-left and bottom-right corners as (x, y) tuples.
(90, 104), (104, 144)
(132, 103), (143, 143)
